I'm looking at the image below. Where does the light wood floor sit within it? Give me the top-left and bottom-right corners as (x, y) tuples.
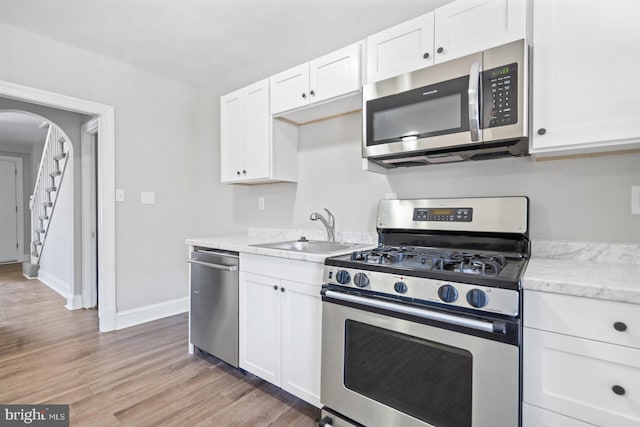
(0, 263), (320, 426)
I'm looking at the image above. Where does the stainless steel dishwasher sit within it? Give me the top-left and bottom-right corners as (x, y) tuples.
(188, 247), (239, 367)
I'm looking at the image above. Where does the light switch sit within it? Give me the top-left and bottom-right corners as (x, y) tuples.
(632, 186), (640, 214)
(115, 189), (125, 202)
(258, 197), (265, 211)
(141, 191), (156, 205)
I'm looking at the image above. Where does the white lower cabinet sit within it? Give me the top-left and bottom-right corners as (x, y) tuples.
(239, 254), (323, 407)
(522, 404), (596, 427)
(523, 290), (640, 426)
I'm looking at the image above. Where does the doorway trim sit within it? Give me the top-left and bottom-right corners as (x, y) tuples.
(0, 79), (116, 332)
(81, 118), (98, 309)
(0, 155), (24, 264)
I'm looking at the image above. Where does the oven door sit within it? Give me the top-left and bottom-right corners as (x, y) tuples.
(321, 291), (520, 427)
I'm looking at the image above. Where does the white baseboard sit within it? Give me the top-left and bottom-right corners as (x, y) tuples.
(65, 294), (83, 310)
(115, 297), (189, 330)
(37, 269), (71, 300)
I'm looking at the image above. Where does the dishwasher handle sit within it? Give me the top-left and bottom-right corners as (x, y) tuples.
(187, 259), (238, 272)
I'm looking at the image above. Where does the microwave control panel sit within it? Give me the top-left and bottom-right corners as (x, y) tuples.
(483, 63), (517, 128)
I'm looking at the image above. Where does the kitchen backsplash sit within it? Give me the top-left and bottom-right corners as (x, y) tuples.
(247, 227), (378, 245)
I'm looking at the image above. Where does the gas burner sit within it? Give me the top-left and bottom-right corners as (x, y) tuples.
(351, 247), (508, 277)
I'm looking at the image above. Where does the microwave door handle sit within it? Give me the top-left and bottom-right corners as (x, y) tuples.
(468, 61), (482, 142)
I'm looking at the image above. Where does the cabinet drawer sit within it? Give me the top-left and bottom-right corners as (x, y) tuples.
(522, 403), (595, 427)
(523, 328), (640, 426)
(524, 290), (640, 349)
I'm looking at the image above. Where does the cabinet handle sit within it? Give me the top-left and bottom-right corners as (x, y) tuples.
(280, 287), (285, 292)
(437, 47), (444, 54)
(236, 171), (241, 175)
(242, 170), (246, 174)
(301, 93), (307, 99)
(273, 285), (278, 290)
(612, 385), (626, 396)
(613, 321), (627, 332)
(423, 52), (430, 59)
(537, 128), (547, 135)
(310, 90), (315, 96)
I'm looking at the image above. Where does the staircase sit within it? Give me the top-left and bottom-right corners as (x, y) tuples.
(28, 125), (70, 268)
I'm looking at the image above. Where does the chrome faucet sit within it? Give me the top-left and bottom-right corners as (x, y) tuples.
(309, 208), (335, 242)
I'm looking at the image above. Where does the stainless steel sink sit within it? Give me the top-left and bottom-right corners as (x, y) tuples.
(251, 240), (365, 254)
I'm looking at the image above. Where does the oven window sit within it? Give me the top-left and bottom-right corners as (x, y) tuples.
(344, 320), (472, 427)
(373, 93), (461, 142)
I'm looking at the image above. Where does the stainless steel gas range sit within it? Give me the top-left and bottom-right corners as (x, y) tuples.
(320, 197), (529, 427)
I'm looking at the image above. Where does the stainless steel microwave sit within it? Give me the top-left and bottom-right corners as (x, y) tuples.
(363, 39), (529, 167)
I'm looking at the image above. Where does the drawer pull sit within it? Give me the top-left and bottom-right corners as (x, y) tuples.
(612, 385), (626, 396)
(613, 321), (628, 332)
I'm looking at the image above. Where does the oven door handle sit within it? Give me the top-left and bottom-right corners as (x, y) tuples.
(324, 290), (505, 334)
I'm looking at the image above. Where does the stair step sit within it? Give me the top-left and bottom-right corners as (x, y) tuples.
(36, 228), (46, 234)
(42, 201), (53, 208)
(39, 215), (49, 220)
(31, 251), (39, 257)
(50, 170), (62, 178)
(34, 241), (42, 246)
(46, 186), (58, 193)
(54, 153), (67, 161)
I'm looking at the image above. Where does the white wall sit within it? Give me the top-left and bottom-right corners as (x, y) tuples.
(196, 98), (640, 243)
(0, 22), (199, 312)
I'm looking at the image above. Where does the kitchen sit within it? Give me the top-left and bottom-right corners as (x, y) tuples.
(1, 0), (639, 426)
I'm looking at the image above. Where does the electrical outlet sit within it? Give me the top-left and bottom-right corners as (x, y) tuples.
(258, 197), (265, 211)
(115, 189), (125, 202)
(632, 186), (640, 214)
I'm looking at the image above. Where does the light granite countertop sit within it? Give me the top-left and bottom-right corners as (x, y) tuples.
(523, 240), (640, 304)
(186, 228), (377, 264)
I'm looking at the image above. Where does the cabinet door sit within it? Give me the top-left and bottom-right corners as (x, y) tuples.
(366, 12), (434, 84)
(270, 63), (310, 115)
(220, 90), (243, 182)
(309, 42), (361, 105)
(434, 0), (526, 64)
(242, 79), (271, 181)
(239, 272), (281, 386)
(523, 328), (640, 426)
(531, 0), (640, 155)
(522, 403), (596, 427)
(280, 279), (322, 407)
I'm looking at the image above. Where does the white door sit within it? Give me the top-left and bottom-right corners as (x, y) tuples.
(270, 63), (310, 115)
(220, 89), (243, 182)
(242, 79), (271, 181)
(309, 42), (361, 104)
(239, 271), (282, 386)
(531, 0), (640, 153)
(366, 12), (435, 84)
(280, 279), (322, 407)
(0, 158), (19, 263)
(434, 0), (526, 64)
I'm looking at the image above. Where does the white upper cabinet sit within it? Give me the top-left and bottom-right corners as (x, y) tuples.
(365, 0), (526, 84)
(270, 42), (361, 116)
(530, 0), (640, 157)
(220, 79), (298, 184)
(366, 12), (435, 84)
(433, 0), (526, 64)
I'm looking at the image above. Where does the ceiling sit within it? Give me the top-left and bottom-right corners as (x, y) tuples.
(0, 112), (48, 146)
(0, 0), (452, 88)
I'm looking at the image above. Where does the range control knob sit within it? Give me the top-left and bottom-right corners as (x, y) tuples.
(466, 289), (489, 308)
(394, 281), (408, 294)
(353, 273), (370, 288)
(437, 284), (458, 303)
(336, 270), (351, 284)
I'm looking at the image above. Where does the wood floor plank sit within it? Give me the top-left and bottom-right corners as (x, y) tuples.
(0, 263), (320, 426)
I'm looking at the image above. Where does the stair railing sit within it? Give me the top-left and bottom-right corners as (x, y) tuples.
(29, 125), (69, 265)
